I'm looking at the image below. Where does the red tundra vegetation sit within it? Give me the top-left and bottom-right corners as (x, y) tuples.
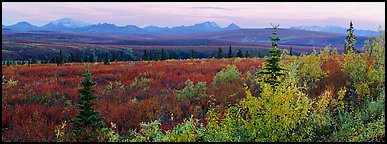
(2, 58), (265, 141)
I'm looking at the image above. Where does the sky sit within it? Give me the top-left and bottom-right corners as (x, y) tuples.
(2, 2), (385, 30)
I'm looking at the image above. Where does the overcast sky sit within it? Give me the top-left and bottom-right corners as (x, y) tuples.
(2, 2), (385, 30)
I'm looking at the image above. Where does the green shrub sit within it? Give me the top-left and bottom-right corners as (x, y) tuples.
(296, 51), (328, 92)
(130, 116), (204, 142)
(212, 65), (241, 84)
(176, 79), (207, 102)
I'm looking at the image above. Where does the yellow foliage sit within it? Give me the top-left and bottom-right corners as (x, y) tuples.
(55, 121), (67, 142)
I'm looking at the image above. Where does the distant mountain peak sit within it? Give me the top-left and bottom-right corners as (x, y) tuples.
(197, 21), (220, 28)
(224, 23), (240, 30)
(3, 21), (38, 31)
(51, 18), (91, 28)
(15, 21), (33, 25)
(143, 25), (171, 33)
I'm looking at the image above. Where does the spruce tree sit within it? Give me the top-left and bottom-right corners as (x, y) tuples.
(258, 23), (285, 89)
(217, 48), (223, 59)
(168, 51), (174, 60)
(71, 53), (76, 63)
(257, 52), (262, 58)
(161, 48), (166, 60)
(89, 54), (94, 63)
(71, 69), (104, 142)
(76, 53), (80, 63)
(80, 53), (84, 63)
(104, 52), (110, 65)
(96, 53), (101, 62)
(191, 49), (195, 59)
(142, 50), (148, 61)
(58, 49), (64, 66)
(245, 51), (250, 58)
(149, 50), (152, 61)
(289, 46), (293, 56)
(236, 50), (243, 58)
(31, 56), (37, 64)
(44, 56), (49, 64)
(6, 60), (10, 66)
(84, 52), (89, 63)
(345, 21), (357, 53)
(155, 50), (161, 61)
(228, 46), (232, 58)
(119, 50), (124, 61)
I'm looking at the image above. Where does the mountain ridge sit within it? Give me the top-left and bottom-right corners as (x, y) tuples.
(3, 18), (242, 34)
(4, 18), (379, 37)
(290, 25), (380, 37)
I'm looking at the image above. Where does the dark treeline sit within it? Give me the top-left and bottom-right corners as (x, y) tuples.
(2, 46), (304, 66)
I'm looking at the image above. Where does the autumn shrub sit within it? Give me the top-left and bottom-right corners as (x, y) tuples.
(130, 116), (205, 142)
(212, 65), (241, 84)
(176, 79), (207, 102)
(209, 64), (245, 108)
(237, 61), (315, 142)
(128, 76), (151, 100)
(203, 105), (253, 142)
(340, 29), (384, 108)
(129, 120), (162, 142)
(97, 122), (128, 142)
(320, 93), (385, 142)
(295, 50), (328, 94)
(130, 57), (317, 142)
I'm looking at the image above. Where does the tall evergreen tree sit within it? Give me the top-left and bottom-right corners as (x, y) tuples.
(80, 53), (84, 63)
(142, 50), (148, 61)
(245, 50), (250, 58)
(89, 54), (94, 63)
(257, 52), (262, 58)
(104, 52), (110, 65)
(84, 52), (89, 63)
(75, 53), (80, 63)
(161, 48), (166, 60)
(191, 49), (195, 59)
(6, 60), (11, 66)
(289, 46), (293, 56)
(58, 49), (64, 66)
(68, 55), (72, 63)
(236, 50), (244, 58)
(228, 46), (233, 58)
(149, 50), (152, 61)
(345, 21), (357, 54)
(96, 53), (101, 62)
(168, 50), (174, 60)
(155, 50), (161, 61)
(217, 48), (223, 59)
(43, 56), (49, 64)
(119, 50), (124, 61)
(258, 23), (286, 89)
(71, 69), (104, 142)
(70, 53), (75, 63)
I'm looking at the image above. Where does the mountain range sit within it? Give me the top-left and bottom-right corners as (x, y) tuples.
(290, 25), (380, 37)
(2, 18), (377, 52)
(3, 18), (241, 35)
(3, 18), (379, 37)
